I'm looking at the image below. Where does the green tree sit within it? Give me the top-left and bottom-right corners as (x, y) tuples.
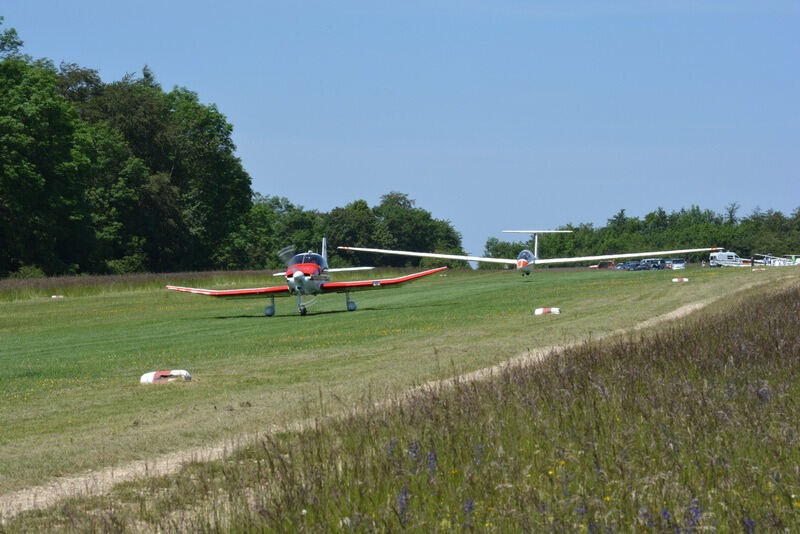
(73, 121), (150, 272)
(479, 237), (522, 269)
(56, 62), (103, 105)
(0, 57), (92, 275)
(372, 192), (464, 267)
(216, 194), (282, 270)
(0, 17), (23, 58)
(323, 200), (378, 266)
(68, 69), (253, 271)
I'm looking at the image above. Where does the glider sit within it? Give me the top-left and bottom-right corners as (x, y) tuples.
(754, 253), (800, 267)
(339, 230), (721, 275)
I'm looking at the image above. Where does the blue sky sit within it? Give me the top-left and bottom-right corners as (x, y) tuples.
(4, 1), (799, 256)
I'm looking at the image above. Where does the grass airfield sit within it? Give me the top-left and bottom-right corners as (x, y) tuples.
(0, 265), (796, 502)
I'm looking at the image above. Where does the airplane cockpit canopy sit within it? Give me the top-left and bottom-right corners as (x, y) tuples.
(517, 250), (535, 263)
(290, 252), (328, 270)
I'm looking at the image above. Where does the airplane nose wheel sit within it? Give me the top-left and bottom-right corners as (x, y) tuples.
(299, 306), (307, 316)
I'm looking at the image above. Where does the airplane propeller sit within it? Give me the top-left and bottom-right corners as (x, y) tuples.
(277, 245), (296, 265)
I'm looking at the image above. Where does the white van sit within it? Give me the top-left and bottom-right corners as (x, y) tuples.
(709, 250), (750, 267)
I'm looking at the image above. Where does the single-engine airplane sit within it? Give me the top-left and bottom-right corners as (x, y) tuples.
(166, 238), (447, 316)
(339, 230), (720, 275)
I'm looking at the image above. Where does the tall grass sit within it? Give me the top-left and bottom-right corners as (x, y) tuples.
(0, 270), (256, 301)
(0, 268), (428, 301)
(6, 283), (799, 531)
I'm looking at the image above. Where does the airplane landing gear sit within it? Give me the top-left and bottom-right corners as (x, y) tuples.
(297, 295), (309, 316)
(265, 296), (275, 317)
(345, 291), (357, 311)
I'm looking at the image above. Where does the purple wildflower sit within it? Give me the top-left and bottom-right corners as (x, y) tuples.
(464, 498), (475, 515)
(685, 498), (703, 528)
(639, 507), (654, 527)
(407, 440), (420, 460)
(426, 451), (438, 473)
(397, 487), (410, 525)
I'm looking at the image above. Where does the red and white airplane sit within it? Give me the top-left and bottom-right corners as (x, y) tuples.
(166, 238), (446, 316)
(339, 230), (720, 275)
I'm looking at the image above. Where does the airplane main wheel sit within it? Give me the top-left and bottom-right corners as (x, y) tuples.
(299, 306), (307, 316)
(264, 306), (275, 317)
(347, 301), (357, 312)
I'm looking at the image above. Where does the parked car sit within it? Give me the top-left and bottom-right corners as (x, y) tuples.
(670, 258), (686, 270)
(638, 258), (666, 270)
(621, 260), (641, 270)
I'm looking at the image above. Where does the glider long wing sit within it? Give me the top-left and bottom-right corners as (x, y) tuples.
(337, 246), (517, 265)
(338, 246), (721, 266)
(535, 247), (722, 265)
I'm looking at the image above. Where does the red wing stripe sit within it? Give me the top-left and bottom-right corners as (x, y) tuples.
(166, 285), (290, 297)
(321, 266), (447, 291)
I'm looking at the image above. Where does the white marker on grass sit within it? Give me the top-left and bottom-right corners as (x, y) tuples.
(140, 370), (191, 384)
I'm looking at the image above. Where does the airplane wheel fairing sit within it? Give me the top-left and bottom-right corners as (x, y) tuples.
(347, 301), (357, 311)
(264, 306), (275, 317)
(299, 306), (307, 316)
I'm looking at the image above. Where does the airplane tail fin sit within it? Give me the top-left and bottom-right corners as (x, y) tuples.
(322, 237), (328, 265)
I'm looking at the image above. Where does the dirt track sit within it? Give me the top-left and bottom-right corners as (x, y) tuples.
(0, 279), (773, 520)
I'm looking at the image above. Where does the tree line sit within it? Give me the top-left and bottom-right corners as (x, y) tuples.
(483, 204), (800, 267)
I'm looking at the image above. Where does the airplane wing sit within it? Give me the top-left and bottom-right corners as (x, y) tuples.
(338, 246), (720, 266)
(165, 284), (290, 298)
(535, 247), (721, 265)
(337, 246), (517, 266)
(319, 266), (448, 293)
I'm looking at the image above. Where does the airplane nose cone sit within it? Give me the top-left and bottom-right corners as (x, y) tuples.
(293, 270), (305, 282)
